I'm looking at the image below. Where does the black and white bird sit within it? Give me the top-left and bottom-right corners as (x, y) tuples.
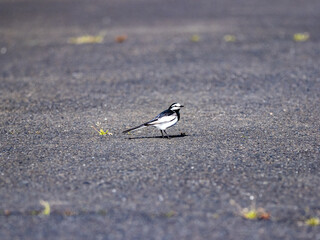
(122, 103), (184, 138)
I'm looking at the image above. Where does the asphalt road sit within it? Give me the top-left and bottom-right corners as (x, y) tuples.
(1, 0), (320, 239)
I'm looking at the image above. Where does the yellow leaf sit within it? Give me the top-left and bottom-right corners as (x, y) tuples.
(305, 217), (320, 226)
(99, 129), (107, 135)
(40, 200), (50, 216)
(164, 211), (176, 218)
(99, 129), (113, 136)
(243, 209), (258, 220)
(191, 34), (200, 42)
(293, 32), (309, 42)
(68, 35), (104, 44)
(223, 35), (236, 42)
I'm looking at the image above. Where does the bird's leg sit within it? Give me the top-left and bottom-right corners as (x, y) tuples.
(164, 130), (170, 139)
(160, 130), (164, 138)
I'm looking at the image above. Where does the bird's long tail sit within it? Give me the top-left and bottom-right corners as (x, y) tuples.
(122, 123), (148, 134)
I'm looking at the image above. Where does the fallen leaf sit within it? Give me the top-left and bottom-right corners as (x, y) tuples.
(40, 200), (51, 215)
(191, 34), (200, 42)
(115, 35), (127, 43)
(223, 35), (236, 42)
(258, 212), (271, 220)
(293, 32), (309, 42)
(68, 35), (104, 44)
(64, 210), (75, 216)
(241, 207), (270, 220)
(305, 217), (320, 226)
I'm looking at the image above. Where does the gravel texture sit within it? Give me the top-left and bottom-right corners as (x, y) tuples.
(1, 0), (320, 239)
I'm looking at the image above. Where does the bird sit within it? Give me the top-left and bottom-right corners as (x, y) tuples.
(122, 103), (184, 138)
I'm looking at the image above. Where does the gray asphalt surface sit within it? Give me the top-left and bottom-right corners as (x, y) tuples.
(1, 0), (320, 239)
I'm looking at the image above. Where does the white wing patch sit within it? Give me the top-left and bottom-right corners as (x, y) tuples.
(147, 115), (176, 125)
(147, 115), (178, 130)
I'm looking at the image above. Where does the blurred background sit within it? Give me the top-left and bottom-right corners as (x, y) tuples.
(1, 0), (320, 239)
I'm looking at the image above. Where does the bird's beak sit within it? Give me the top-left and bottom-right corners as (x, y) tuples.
(181, 105), (184, 107)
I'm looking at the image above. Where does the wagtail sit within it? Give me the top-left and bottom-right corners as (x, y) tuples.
(123, 103), (184, 138)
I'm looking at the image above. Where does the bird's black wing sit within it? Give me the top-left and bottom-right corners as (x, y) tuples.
(155, 109), (174, 118)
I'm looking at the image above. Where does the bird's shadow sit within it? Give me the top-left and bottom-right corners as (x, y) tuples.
(127, 133), (188, 140)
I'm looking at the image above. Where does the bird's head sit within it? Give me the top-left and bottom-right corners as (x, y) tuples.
(169, 102), (184, 111)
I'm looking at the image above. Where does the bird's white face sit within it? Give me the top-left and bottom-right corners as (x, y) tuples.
(169, 103), (184, 111)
